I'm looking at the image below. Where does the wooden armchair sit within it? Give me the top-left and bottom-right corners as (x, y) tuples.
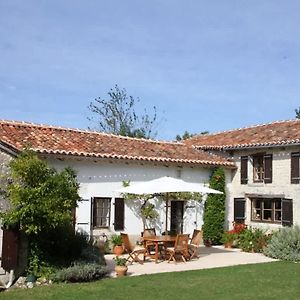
(166, 234), (190, 263)
(188, 229), (202, 259)
(121, 233), (146, 265)
(142, 228), (157, 258)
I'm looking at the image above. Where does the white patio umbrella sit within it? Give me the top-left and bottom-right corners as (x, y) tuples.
(115, 176), (222, 232)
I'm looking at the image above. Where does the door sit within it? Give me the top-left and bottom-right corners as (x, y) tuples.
(170, 201), (184, 234)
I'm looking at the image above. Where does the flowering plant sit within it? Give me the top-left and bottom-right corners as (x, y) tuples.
(221, 230), (237, 244)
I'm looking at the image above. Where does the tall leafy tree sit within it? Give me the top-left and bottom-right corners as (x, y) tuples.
(202, 167), (226, 245)
(88, 84), (158, 139)
(2, 150), (80, 234)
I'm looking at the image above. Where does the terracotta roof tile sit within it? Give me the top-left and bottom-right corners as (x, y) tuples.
(186, 119), (300, 150)
(0, 120), (234, 167)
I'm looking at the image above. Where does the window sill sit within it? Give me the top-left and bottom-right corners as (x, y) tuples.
(250, 220), (281, 224)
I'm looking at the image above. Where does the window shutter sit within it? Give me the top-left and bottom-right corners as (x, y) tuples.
(91, 197), (95, 230)
(282, 198), (293, 226)
(291, 153), (300, 184)
(234, 198), (246, 223)
(240, 156), (248, 184)
(264, 154), (272, 184)
(114, 198), (124, 231)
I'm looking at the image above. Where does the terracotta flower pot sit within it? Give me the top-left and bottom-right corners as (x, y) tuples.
(224, 242), (233, 248)
(113, 245), (124, 256)
(115, 265), (128, 277)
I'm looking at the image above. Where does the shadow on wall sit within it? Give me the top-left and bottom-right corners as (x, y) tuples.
(125, 197), (163, 234)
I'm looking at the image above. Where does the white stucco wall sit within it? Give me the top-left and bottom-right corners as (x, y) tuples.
(46, 156), (222, 238)
(228, 146), (300, 230)
(0, 149), (14, 260)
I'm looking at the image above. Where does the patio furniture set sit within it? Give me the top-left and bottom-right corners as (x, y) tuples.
(120, 229), (203, 264)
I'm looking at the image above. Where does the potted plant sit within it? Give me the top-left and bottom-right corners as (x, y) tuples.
(221, 230), (237, 248)
(110, 234), (123, 256)
(113, 256), (128, 277)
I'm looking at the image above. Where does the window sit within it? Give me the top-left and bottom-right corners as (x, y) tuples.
(92, 197), (111, 228)
(253, 155), (264, 182)
(251, 198), (281, 223)
(252, 153), (272, 183)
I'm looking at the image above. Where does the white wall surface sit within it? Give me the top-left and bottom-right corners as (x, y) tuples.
(46, 157), (218, 237)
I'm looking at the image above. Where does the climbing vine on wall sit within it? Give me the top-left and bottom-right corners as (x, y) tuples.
(202, 167), (226, 245)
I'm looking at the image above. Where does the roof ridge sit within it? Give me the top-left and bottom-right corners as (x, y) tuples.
(0, 119), (182, 146)
(190, 119), (300, 139)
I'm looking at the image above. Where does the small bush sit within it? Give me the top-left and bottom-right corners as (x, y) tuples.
(264, 226), (300, 262)
(80, 244), (106, 265)
(52, 263), (108, 283)
(238, 227), (268, 253)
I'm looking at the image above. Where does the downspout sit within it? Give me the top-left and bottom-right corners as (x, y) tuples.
(5, 270), (14, 289)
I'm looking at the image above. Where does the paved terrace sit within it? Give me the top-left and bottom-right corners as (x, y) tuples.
(105, 246), (276, 277)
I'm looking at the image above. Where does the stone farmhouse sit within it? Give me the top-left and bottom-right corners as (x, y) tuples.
(0, 118), (299, 273)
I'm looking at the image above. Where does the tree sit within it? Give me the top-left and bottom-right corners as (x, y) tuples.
(175, 130), (209, 141)
(88, 84), (158, 139)
(2, 150), (80, 234)
(202, 167), (226, 245)
(295, 107), (300, 119)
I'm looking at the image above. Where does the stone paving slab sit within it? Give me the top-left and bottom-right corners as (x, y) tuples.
(105, 246), (277, 277)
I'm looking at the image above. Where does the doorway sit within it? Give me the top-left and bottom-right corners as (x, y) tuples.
(170, 201), (184, 234)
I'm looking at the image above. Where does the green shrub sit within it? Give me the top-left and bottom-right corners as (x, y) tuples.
(238, 227), (268, 253)
(202, 167), (226, 245)
(27, 228), (106, 278)
(80, 244), (106, 265)
(52, 263), (108, 283)
(264, 226), (300, 261)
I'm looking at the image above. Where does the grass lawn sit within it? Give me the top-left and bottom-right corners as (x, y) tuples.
(1, 261), (300, 300)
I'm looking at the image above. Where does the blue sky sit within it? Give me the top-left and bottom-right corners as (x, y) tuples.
(1, 1), (300, 140)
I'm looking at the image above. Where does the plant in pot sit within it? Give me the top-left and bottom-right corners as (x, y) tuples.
(113, 256), (128, 277)
(221, 230), (237, 248)
(110, 234), (123, 256)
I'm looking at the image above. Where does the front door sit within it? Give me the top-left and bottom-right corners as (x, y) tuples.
(170, 201), (184, 234)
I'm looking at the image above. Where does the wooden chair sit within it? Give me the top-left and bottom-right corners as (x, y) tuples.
(142, 228), (157, 258)
(188, 229), (203, 259)
(166, 234), (190, 263)
(121, 233), (146, 265)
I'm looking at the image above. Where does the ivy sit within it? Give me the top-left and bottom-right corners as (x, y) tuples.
(202, 167), (226, 245)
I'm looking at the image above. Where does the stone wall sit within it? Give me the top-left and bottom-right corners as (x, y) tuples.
(227, 145), (300, 230)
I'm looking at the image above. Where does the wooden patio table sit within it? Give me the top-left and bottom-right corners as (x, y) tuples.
(143, 235), (176, 263)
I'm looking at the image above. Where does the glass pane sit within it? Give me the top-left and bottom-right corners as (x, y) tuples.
(264, 199), (272, 209)
(275, 200), (281, 209)
(252, 209), (261, 220)
(275, 211), (281, 221)
(253, 199), (261, 209)
(263, 210), (272, 221)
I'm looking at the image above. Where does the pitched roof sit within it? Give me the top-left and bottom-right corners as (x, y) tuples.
(186, 119), (300, 150)
(0, 120), (234, 167)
